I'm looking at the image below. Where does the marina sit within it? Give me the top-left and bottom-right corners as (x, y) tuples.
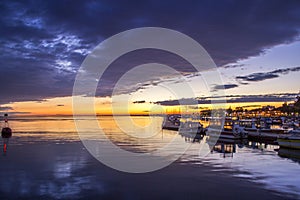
(163, 114), (300, 146)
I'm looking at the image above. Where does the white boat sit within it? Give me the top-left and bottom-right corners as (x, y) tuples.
(277, 130), (300, 149)
(207, 119), (248, 139)
(179, 120), (206, 135)
(162, 115), (206, 136)
(162, 115), (180, 130)
(239, 118), (292, 134)
(239, 118), (292, 141)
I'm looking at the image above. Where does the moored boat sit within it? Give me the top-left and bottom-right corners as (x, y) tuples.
(277, 134), (300, 149)
(207, 119), (248, 139)
(162, 114), (180, 131)
(179, 120), (206, 135)
(239, 118), (292, 142)
(278, 147), (300, 161)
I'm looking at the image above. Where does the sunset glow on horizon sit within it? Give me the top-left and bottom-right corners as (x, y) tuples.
(2, 95), (290, 116)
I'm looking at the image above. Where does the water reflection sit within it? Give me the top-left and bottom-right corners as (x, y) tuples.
(278, 148), (300, 163)
(2, 116), (300, 199)
(184, 136), (300, 199)
(176, 123), (300, 199)
(0, 143), (107, 199)
(2, 133), (11, 154)
(211, 143), (236, 158)
(179, 131), (204, 143)
(97, 116), (177, 153)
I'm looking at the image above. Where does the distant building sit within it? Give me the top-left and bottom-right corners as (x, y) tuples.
(262, 105), (275, 111)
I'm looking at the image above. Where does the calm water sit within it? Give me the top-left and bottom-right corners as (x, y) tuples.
(1, 116), (300, 199)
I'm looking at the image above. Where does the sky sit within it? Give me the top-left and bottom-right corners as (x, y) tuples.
(0, 0), (300, 115)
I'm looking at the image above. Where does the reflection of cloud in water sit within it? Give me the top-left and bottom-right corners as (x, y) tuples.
(54, 162), (72, 178)
(180, 140), (300, 199)
(0, 144), (106, 199)
(38, 176), (104, 199)
(2, 172), (104, 199)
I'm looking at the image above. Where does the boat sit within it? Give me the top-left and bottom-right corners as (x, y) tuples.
(272, 117), (283, 125)
(162, 114), (180, 131)
(177, 119), (206, 143)
(239, 118), (292, 133)
(162, 114), (206, 134)
(278, 147), (300, 162)
(179, 120), (206, 135)
(239, 118), (292, 142)
(277, 130), (300, 149)
(207, 119), (248, 139)
(179, 130), (204, 143)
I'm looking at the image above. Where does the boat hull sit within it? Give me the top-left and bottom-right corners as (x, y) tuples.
(207, 129), (248, 139)
(277, 138), (300, 149)
(247, 131), (289, 142)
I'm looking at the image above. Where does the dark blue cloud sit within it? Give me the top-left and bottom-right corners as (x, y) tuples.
(1, 0), (300, 103)
(133, 100), (146, 104)
(155, 93), (298, 106)
(236, 66), (300, 83)
(0, 106), (13, 111)
(213, 84), (239, 91)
